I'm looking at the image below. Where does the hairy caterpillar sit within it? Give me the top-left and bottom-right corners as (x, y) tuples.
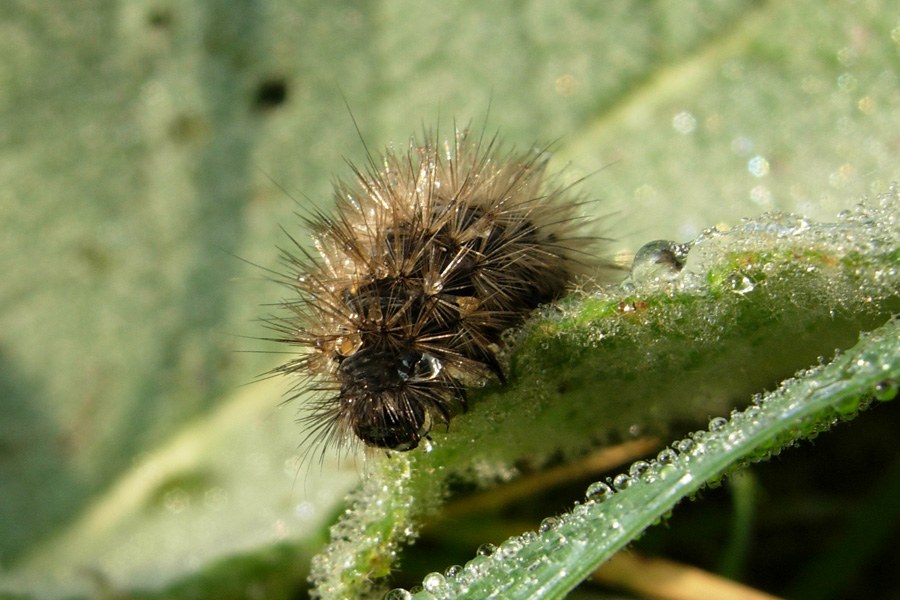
(268, 126), (600, 457)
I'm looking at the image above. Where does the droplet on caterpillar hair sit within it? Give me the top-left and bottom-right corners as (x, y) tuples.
(265, 124), (605, 460)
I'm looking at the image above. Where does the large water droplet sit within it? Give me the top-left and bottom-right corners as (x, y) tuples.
(612, 474), (634, 491)
(384, 588), (412, 600)
(585, 481), (615, 503)
(499, 538), (523, 558)
(657, 448), (678, 464)
(629, 460), (652, 480)
(709, 416), (728, 432)
(423, 572), (446, 592)
(674, 439), (694, 454)
(444, 565), (463, 578)
(658, 463), (679, 480)
(630, 240), (690, 282)
(539, 516), (561, 533)
(476, 543), (497, 557)
(409, 353), (443, 381)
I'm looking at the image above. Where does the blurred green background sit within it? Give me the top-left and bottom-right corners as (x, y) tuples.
(1, 0), (899, 597)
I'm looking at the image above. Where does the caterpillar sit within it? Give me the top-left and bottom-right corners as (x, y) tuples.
(268, 126), (599, 457)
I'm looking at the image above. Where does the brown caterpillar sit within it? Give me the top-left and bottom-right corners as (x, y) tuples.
(268, 127), (598, 456)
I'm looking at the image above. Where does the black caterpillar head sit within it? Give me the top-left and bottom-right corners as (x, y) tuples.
(338, 349), (449, 450)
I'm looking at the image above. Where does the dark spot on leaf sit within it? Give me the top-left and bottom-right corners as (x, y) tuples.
(147, 7), (174, 29)
(253, 78), (289, 111)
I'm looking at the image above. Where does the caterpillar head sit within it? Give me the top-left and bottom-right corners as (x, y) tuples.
(338, 348), (447, 450)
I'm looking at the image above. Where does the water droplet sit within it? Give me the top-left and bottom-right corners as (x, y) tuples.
(674, 439), (694, 454)
(658, 464), (679, 480)
(725, 272), (755, 295)
(657, 448), (678, 464)
(874, 379), (898, 401)
(335, 333), (362, 356)
(423, 271), (444, 294)
(499, 538), (523, 558)
(585, 481), (615, 503)
(709, 417), (728, 432)
(463, 556), (489, 578)
(384, 589), (412, 600)
(630, 240), (689, 282)
(629, 460), (652, 480)
(612, 474), (634, 491)
(409, 353), (443, 381)
(423, 572), (446, 592)
(539, 516), (561, 533)
(744, 404), (762, 419)
(543, 529), (567, 552)
(444, 565), (463, 578)
(518, 530), (538, 544)
(476, 543), (497, 557)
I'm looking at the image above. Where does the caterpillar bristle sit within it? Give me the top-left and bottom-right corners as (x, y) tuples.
(267, 126), (603, 461)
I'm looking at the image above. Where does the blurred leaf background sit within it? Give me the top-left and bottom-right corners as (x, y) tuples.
(1, 0), (899, 598)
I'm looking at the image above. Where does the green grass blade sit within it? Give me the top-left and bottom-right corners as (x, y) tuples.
(410, 317), (900, 599)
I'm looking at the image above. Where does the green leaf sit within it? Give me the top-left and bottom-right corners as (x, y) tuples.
(407, 315), (900, 600)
